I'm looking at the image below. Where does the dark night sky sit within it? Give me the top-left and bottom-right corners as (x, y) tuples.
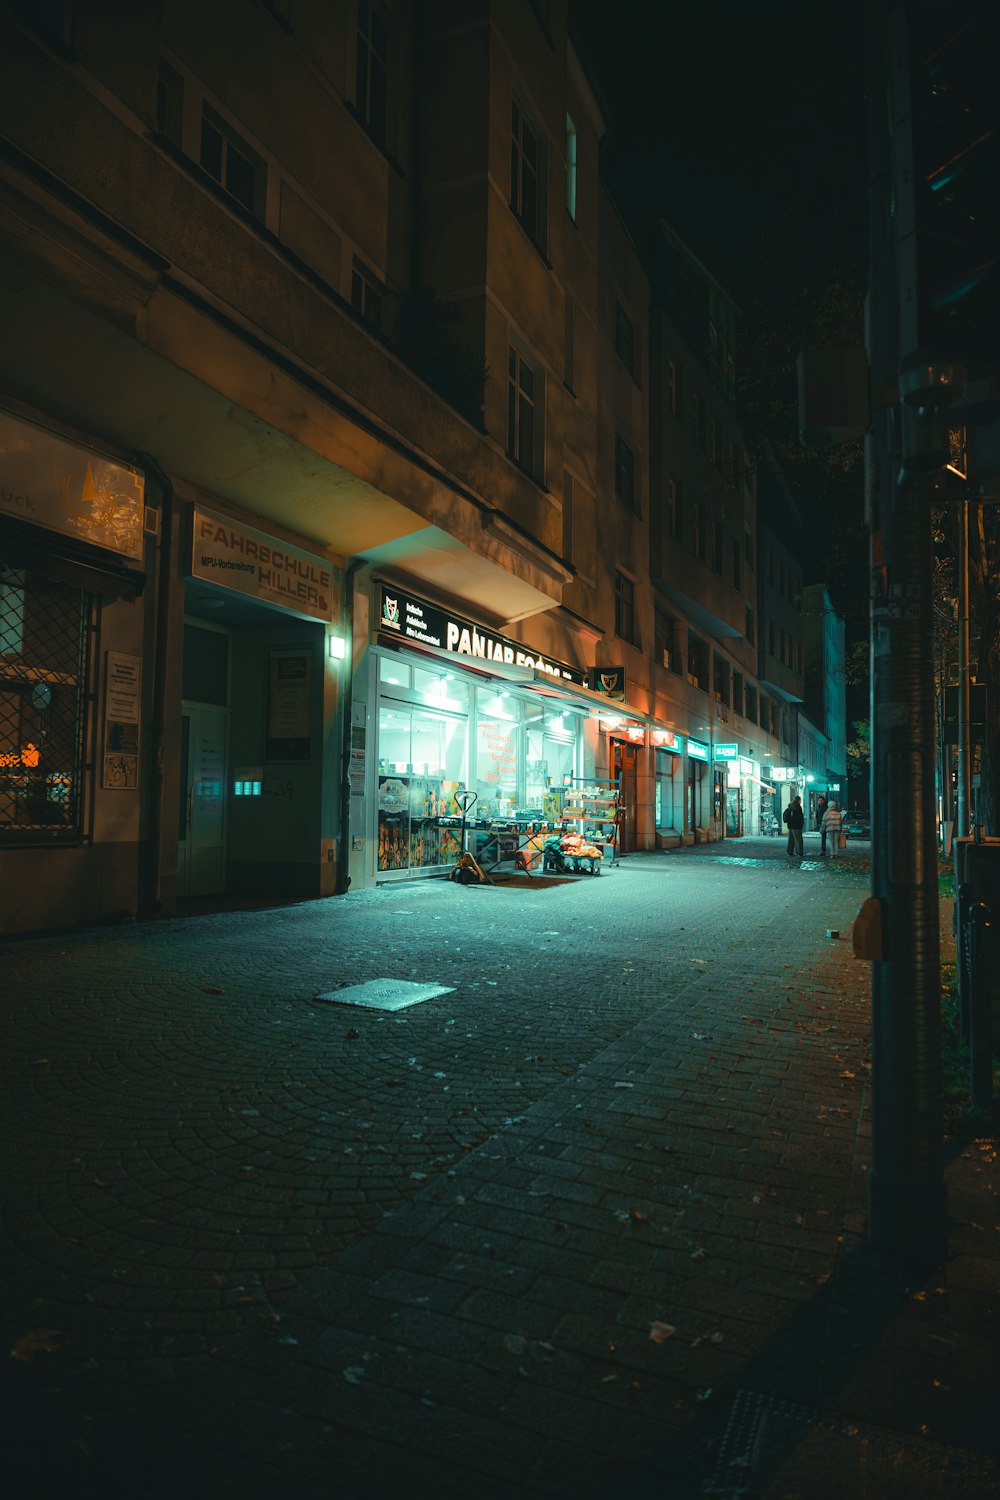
(569, 1), (869, 311)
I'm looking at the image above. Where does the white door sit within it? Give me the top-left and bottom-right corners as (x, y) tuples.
(178, 703), (228, 896)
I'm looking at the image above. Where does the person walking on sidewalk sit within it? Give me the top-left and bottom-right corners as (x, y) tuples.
(783, 794), (805, 858)
(815, 793), (828, 854)
(821, 799), (843, 860)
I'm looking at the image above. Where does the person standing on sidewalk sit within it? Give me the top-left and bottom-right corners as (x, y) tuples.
(821, 799), (843, 860)
(816, 793), (828, 854)
(783, 794), (805, 858)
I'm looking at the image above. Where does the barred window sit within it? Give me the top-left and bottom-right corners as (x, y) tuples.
(0, 568), (90, 843)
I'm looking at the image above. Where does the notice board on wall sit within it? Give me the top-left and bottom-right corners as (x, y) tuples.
(265, 652), (311, 761)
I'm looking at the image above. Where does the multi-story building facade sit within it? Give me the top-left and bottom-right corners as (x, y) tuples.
(647, 224), (784, 841)
(802, 583), (848, 814)
(0, 1), (843, 934)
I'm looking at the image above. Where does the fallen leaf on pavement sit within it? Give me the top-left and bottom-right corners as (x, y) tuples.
(11, 1330), (62, 1363)
(648, 1321), (676, 1343)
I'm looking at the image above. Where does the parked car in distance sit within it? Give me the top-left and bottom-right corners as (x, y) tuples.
(841, 811), (871, 840)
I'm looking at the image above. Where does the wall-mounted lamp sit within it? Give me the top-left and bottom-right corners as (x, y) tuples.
(328, 635), (347, 660)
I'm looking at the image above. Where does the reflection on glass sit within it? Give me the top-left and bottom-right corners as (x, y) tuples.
(377, 702), (467, 871)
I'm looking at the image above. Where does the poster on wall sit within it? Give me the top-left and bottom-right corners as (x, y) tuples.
(266, 652), (311, 760)
(102, 651), (140, 789)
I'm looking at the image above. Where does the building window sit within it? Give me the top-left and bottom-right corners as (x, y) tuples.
(713, 519), (724, 575)
(614, 300), (635, 376)
(779, 625), (786, 664)
(728, 439), (740, 487)
(780, 559), (787, 598)
(733, 670), (744, 716)
(745, 683), (758, 723)
(693, 502), (706, 562)
(667, 476), (683, 542)
(0, 568), (90, 845)
(655, 610), (678, 672)
(356, 0), (389, 146)
(708, 416), (719, 465)
(745, 528), (754, 567)
(745, 604), (755, 645)
(614, 433), (636, 512)
(768, 620), (775, 657)
(156, 60), (184, 144)
(351, 258), (383, 331)
(508, 342), (542, 478)
(200, 105), (265, 217)
(687, 634), (708, 691)
(614, 572), (637, 644)
(731, 539), (741, 591)
(768, 549), (775, 585)
(692, 391), (705, 447)
(566, 114), (577, 221)
(713, 654), (730, 705)
(511, 97), (545, 248)
(796, 639), (803, 674)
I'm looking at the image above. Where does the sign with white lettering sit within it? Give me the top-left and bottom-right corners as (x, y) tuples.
(0, 406), (144, 559)
(714, 743), (738, 760)
(378, 585), (584, 684)
(192, 508), (334, 622)
(687, 739), (709, 762)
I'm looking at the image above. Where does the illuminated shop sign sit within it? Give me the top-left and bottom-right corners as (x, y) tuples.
(378, 585), (585, 684)
(652, 730), (682, 752)
(588, 666), (626, 701)
(192, 508), (335, 622)
(771, 766), (796, 781)
(714, 743), (738, 760)
(0, 405), (144, 559)
(687, 739), (709, 761)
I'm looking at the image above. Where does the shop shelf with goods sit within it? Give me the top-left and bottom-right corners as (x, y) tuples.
(561, 776), (621, 866)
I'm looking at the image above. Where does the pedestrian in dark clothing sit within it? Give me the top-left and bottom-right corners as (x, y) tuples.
(816, 794), (828, 854)
(782, 795), (805, 858)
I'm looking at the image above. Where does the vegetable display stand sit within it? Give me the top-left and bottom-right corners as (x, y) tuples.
(558, 776), (621, 868)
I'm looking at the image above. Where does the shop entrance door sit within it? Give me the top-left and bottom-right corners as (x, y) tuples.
(726, 785), (742, 836)
(178, 703), (228, 897)
(376, 702), (467, 875)
(613, 740), (636, 853)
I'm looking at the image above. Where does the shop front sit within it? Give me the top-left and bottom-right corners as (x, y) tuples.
(179, 506), (339, 903)
(349, 583), (600, 887)
(0, 404), (147, 934)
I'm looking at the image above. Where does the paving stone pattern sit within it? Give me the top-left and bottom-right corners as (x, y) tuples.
(1, 839), (997, 1498)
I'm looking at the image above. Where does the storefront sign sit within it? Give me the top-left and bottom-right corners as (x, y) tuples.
(739, 758), (754, 775)
(0, 406), (144, 559)
(587, 666), (626, 701)
(687, 739), (709, 762)
(652, 730), (682, 752)
(715, 743), (738, 760)
(771, 766), (795, 781)
(193, 509), (334, 622)
(378, 585), (584, 684)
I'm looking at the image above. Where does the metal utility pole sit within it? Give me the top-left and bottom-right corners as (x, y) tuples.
(956, 496), (971, 837)
(865, 3), (947, 1262)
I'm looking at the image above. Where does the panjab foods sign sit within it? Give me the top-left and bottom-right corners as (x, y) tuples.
(378, 585), (584, 684)
(192, 509), (334, 622)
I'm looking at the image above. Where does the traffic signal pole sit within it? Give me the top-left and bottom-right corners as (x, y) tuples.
(865, 4), (948, 1262)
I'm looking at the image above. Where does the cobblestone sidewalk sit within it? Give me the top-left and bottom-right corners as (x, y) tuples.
(2, 842), (997, 1497)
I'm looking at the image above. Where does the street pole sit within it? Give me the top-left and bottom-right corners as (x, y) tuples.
(957, 495), (971, 837)
(866, 3), (947, 1262)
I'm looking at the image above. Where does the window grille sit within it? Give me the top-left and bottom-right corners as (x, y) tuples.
(0, 568), (90, 844)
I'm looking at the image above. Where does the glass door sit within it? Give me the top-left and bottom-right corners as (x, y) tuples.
(377, 702), (467, 874)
